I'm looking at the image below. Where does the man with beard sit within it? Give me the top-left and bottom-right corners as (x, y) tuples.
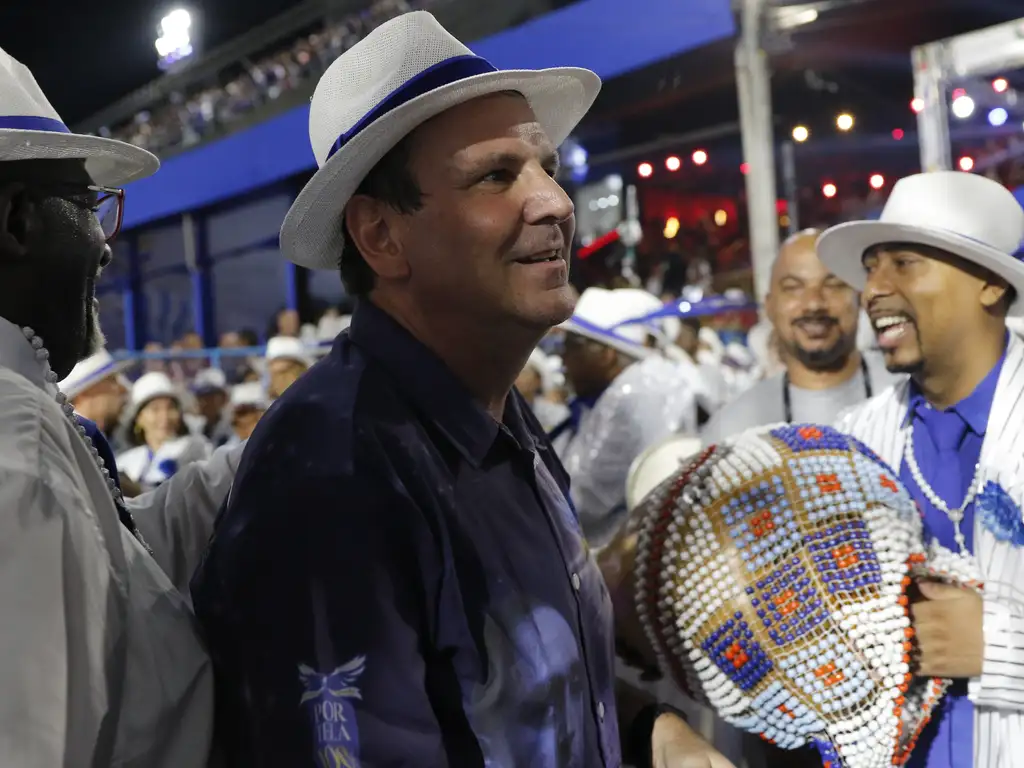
(831, 171), (1024, 767)
(701, 229), (895, 445)
(0, 50), (241, 764)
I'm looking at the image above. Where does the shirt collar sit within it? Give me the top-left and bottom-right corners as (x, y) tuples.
(906, 332), (1008, 435)
(347, 299), (536, 467)
(0, 316), (52, 391)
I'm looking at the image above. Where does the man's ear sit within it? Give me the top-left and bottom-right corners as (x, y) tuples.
(979, 275), (1011, 313)
(0, 183), (30, 259)
(343, 196), (409, 282)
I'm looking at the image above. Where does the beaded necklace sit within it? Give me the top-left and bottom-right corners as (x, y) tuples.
(21, 326), (144, 543)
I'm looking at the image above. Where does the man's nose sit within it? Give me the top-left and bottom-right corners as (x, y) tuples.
(523, 168), (574, 226)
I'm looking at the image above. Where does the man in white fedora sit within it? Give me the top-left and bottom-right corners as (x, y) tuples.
(0, 46), (245, 766)
(825, 171), (1024, 767)
(192, 11), (722, 768)
(60, 347), (131, 441)
(555, 287), (699, 546)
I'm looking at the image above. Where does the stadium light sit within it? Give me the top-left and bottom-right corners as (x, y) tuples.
(836, 113), (854, 131)
(951, 95), (975, 119)
(989, 107), (1009, 126)
(155, 8), (194, 69)
(791, 125), (809, 142)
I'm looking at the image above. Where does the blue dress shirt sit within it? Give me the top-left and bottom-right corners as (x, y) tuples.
(901, 342), (1006, 768)
(191, 299), (620, 767)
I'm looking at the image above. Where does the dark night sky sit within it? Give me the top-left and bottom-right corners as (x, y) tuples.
(0, 0), (304, 124)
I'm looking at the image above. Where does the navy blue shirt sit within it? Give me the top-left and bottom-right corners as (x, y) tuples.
(191, 299), (620, 767)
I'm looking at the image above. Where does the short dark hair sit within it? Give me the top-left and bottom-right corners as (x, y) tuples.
(339, 135), (424, 296)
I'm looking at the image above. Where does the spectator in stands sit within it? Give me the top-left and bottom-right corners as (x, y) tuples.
(143, 339), (167, 372)
(59, 348), (132, 445)
(0, 47), (243, 766)
(191, 367), (234, 447)
(227, 382), (270, 445)
(192, 13), (731, 768)
(264, 334), (313, 398)
(117, 371), (211, 492)
(272, 306), (301, 337)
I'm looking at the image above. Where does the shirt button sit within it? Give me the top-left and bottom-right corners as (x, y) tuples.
(571, 572), (581, 591)
(598, 701), (605, 721)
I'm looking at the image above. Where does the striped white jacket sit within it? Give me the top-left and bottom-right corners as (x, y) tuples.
(836, 332), (1024, 767)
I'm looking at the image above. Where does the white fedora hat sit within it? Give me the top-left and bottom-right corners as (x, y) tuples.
(59, 349), (132, 400)
(265, 335), (314, 367)
(230, 382), (270, 411)
(0, 48), (158, 186)
(560, 287), (660, 359)
(280, 11), (601, 270)
(817, 171), (1024, 316)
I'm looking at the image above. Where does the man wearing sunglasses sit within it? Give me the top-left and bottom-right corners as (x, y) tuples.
(0, 48), (240, 766)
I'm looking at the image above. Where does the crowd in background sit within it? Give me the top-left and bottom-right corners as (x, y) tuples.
(96, 0), (444, 155)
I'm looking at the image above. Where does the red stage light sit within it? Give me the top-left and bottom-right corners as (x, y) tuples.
(665, 156), (681, 171)
(638, 162), (653, 178)
(892, 128), (905, 140)
(822, 182), (837, 198)
(958, 156), (974, 172)
(910, 97), (924, 113)
(869, 174), (885, 190)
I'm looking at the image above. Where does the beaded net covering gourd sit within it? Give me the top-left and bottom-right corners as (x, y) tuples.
(633, 424), (959, 768)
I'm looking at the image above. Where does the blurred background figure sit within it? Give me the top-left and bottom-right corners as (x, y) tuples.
(190, 368), (234, 447)
(515, 348), (570, 431)
(556, 287), (698, 545)
(60, 349), (132, 448)
(702, 229), (895, 445)
(264, 335), (313, 399)
(227, 382), (269, 446)
(117, 372), (211, 493)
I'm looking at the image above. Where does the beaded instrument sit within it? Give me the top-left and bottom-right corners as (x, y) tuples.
(632, 424), (977, 768)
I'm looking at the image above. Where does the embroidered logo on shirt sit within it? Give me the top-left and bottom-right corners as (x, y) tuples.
(977, 481), (1024, 546)
(299, 655), (366, 767)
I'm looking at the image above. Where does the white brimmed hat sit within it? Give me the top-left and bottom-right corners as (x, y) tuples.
(230, 382), (270, 411)
(59, 349), (132, 400)
(817, 171), (1024, 316)
(191, 367), (228, 395)
(125, 371), (182, 424)
(265, 336), (314, 368)
(279, 11), (601, 270)
(560, 287), (661, 359)
(0, 48), (158, 186)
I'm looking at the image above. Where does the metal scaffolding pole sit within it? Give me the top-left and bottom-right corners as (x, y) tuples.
(736, 0), (779, 305)
(913, 43), (952, 172)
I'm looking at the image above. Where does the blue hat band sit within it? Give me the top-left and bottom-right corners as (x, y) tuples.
(0, 115), (69, 133)
(569, 315), (646, 350)
(325, 54), (497, 161)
